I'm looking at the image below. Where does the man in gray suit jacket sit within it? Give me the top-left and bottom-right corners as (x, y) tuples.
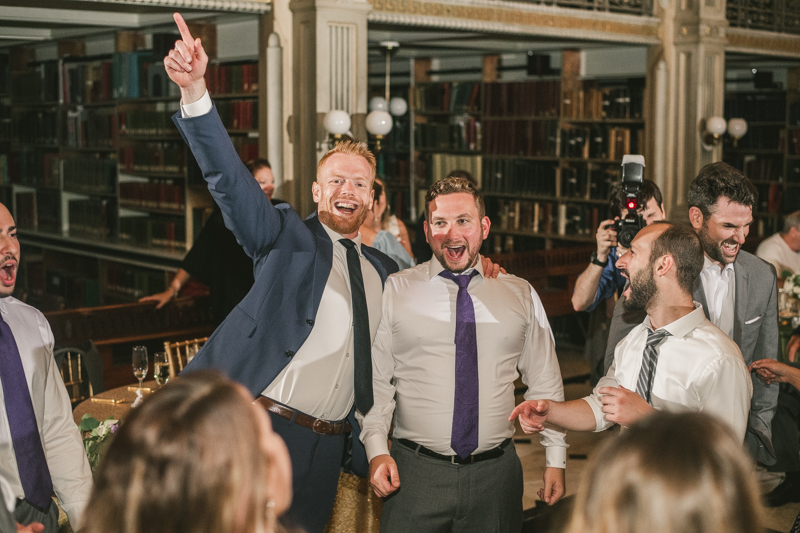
(604, 162), (778, 465)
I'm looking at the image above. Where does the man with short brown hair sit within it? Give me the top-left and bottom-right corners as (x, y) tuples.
(361, 176), (566, 532)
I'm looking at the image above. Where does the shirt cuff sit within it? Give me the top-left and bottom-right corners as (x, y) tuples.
(364, 433), (391, 463)
(180, 90), (212, 118)
(544, 445), (567, 469)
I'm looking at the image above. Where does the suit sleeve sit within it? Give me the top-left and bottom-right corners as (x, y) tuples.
(173, 103), (285, 259)
(746, 265), (779, 464)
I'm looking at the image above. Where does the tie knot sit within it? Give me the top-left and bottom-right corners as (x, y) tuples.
(339, 238), (356, 250)
(439, 270), (477, 289)
(646, 328), (670, 347)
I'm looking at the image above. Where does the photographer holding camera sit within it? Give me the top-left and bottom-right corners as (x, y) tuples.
(571, 169), (666, 314)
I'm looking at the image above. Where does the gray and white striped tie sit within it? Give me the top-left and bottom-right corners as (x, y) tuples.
(635, 329), (671, 404)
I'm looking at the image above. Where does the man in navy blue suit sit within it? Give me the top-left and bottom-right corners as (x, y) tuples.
(163, 14), (399, 533)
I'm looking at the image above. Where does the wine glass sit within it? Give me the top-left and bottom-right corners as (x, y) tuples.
(132, 346), (148, 390)
(153, 352), (169, 386)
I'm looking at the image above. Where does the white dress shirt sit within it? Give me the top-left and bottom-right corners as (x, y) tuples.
(756, 232), (800, 278)
(359, 257), (567, 468)
(700, 255), (736, 338)
(0, 297), (93, 527)
(584, 304), (752, 441)
(182, 94), (383, 420)
(262, 226), (383, 421)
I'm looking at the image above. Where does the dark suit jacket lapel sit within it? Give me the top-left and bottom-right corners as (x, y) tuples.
(305, 212), (334, 314)
(733, 261), (748, 347)
(693, 277), (710, 320)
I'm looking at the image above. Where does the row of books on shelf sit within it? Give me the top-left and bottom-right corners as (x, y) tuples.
(790, 129), (800, 155)
(119, 181), (184, 212)
(561, 164), (619, 202)
(415, 117), (480, 152)
(726, 125), (783, 151)
(64, 108), (115, 149)
(62, 157), (117, 195)
(753, 182), (783, 214)
(791, 103), (800, 126)
(561, 83), (644, 120)
(482, 119), (558, 157)
(12, 109), (58, 145)
(491, 199), (601, 237)
(425, 153), (482, 187)
(104, 263), (167, 301)
(67, 198), (114, 241)
(483, 80), (560, 118)
(119, 143), (185, 175)
(12, 62), (59, 103)
(561, 124), (644, 161)
(415, 82), (480, 115)
(36, 191), (61, 234)
(735, 155), (784, 182)
(216, 99), (258, 131)
(118, 103), (180, 136)
(481, 158), (557, 196)
(5, 151), (60, 188)
(376, 153), (412, 186)
(62, 60), (113, 105)
(724, 94), (787, 123)
(205, 63), (259, 96)
(118, 216), (186, 251)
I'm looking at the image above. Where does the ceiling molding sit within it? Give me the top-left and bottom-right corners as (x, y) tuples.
(368, 0), (660, 45)
(70, 0), (271, 13)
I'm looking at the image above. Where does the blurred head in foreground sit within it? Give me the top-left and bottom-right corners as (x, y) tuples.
(81, 370), (292, 533)
(565, 411), (763, 533)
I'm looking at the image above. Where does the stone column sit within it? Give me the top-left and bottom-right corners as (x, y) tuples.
(647, 0), (728, 220)
(289, 0), (372, 217)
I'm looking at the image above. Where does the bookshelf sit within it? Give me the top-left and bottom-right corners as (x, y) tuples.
(5, 30), (261, 310)
(387, 51), (646, 254)
(724, 67), (800, 239)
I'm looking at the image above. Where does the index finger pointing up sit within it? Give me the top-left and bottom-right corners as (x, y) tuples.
(174, 13), (194, 47)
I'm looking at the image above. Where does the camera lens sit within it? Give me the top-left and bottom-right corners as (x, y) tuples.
(618, 225), (638, 249)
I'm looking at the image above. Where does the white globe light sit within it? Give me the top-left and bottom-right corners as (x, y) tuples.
(727, 118), (748, 140)
(365, 110), (393, 136)
(389, 97), (408, 116)
(705, 116), (727, 136)
(369, 97), (388, 112)
(323, 110), (351, 135)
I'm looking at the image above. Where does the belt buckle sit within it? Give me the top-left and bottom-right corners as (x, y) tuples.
(312, 418), (328, 435)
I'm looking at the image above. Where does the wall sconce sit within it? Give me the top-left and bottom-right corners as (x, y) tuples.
(323, 109), (351, 148)
(702, 116), (748, 151)
(366, 110), (393, 151)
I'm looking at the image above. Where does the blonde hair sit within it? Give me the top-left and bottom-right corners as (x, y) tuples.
(317, 140), (376, 182)
(566, 411), (763, 533)
(81, 371), (275, 533)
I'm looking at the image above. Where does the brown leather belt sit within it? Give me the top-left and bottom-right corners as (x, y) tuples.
(254, 396), (351, 436)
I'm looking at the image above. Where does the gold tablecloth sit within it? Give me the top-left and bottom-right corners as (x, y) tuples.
(72, 381), (159, 424)
(324, 472), (382, 533)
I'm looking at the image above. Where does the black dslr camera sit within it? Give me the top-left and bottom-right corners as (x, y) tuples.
(605, 155), (646, 249)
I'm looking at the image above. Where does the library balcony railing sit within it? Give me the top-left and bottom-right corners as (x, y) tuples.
(726, 0), (800, 34)
(507, 0), (653, 17)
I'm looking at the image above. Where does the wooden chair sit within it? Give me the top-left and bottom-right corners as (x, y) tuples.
(164, 337), (209, 378)
(54, 340), (105, 406)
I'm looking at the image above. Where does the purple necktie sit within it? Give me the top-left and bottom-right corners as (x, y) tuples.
(439, 270), (479, 459)
(0, 314), (53, 510)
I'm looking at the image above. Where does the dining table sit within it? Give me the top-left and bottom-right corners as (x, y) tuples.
(73, 380), (160, 425)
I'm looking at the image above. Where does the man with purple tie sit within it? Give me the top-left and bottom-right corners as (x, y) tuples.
(359, 177), (566, 533)
(0, 203), (93, 532)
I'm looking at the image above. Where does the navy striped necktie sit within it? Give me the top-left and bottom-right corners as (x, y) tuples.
(635, 328), (671, 404)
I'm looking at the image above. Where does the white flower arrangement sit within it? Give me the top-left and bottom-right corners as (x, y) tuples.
(784, 274), (800, 297)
